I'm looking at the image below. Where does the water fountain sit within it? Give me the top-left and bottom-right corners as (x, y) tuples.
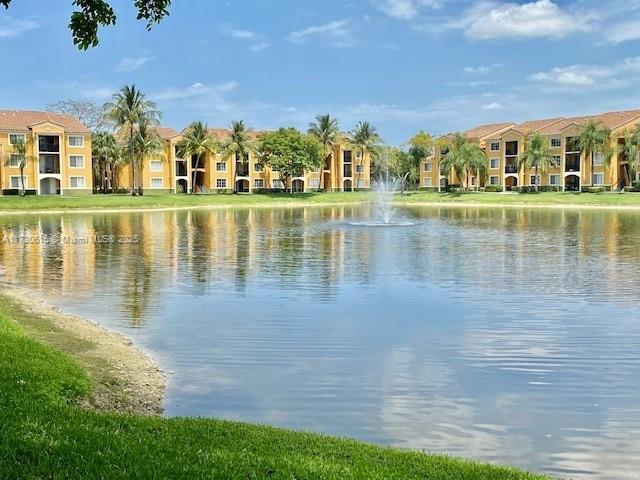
(350, 176), (415, 227)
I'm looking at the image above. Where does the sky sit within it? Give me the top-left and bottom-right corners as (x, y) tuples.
(1, 0), (640, 144)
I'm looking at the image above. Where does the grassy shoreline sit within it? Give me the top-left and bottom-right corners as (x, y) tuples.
(0, 289), (548, 479)
(1, 191), (640, 214)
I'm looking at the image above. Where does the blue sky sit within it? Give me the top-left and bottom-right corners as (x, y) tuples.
(1, 0), (640, 143)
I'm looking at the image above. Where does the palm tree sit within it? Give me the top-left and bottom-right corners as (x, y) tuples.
(132, 120), (165, 194)
(519, 132), (555, 191)
(92, 131), (119, 193)
(578, 120), (613, 188)
(308, 114), (339, 191)
(348, 121), (381, 190)
(176, 121), (218, 193)
(104, 85), (160, 195)
(5, 137), (33, 195)
(220, 121), (255, 193)
(619, 126), (640, 184)
(440, 133), (487, 191)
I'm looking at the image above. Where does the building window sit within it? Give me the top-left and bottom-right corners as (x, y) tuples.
(549, 174), (560, 185)
(356, 164), (365, 173)
(470, 176), (477, 186)
(343, 151), (353, 163)
(9, 154), (21, 167)
(150, 177), (163, 188)
(594, 153), (605, 166)
(9, 133), (25, 145)
(68, 136), (84, 147)
(254, 163), (263, 172)
(272, 179), (284, 189)
(424, 162), (433, 172)
(309, 178), (320, 189)
(424, 178), (433, 187)
(69, 176), (85, 188)
(69, 155), (85, 168)
(356, 179), (365, 189)
(10, 176), (25, 188)
(593, 173), (604, 185)
(490, 142), (500, 151)
(550, 137), (561, 148)
(254, 179), (264, 188)
(530, 175), (540, 185)
(551, 155), (561, 167)
(490, 176), (500, 185)
(149, 160), (162, 172)
(216, 179), (226, 188)
(490, 158), (499, 169)
(216, 162), (227, 171)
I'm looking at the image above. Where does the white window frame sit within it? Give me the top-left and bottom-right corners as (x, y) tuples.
(69, 155), (85, 168)
(150, 177), (164, 189)
(254, 179), (264, 188)
(530, 174), (540, 186)
(309, 178), (320, 189)
(424, 162), (433, 172)
(9, 153), (21, 167)
(490, 175), (500, 185)
(356, 179), (365, 189)
(9, 133), (26, 145)
(549, 174), (560, 186)
(423, 177), (433, 187)
(356, 164), (365, 173)
(490, 158), (499, 169)
(69, 176), (86, 189)
(594, 153), (605, 166)
(592, 173), (604, 185)
(272, 179), (284, 189)
(216, 178), (227, 189)
(489, 142), (500, 152)
(216, 162), (227, 172)
(68, 135), (84, 148)
(253, 163), (263, 172)
(149, 160), (163, 172)
(10, 175), (27, 188)
(551, 155), (561, 167)
(550, 137), (561, 148)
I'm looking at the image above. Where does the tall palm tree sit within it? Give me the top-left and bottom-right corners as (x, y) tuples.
(5, 137), (34, 196)
(133, 120), (165, 194)
(308, 114), (339, 191)
(619, 126), (640, 184)
(176, 121), (218, 194)
(220, 121), (255, 193)
(104, 85), (160, 195)
(440, 133), (487, 191)
(92, 131), (119, 193)
(519, 132), (555, 191)
(348, 121), (381, 190)
(578, 120), (613, 188)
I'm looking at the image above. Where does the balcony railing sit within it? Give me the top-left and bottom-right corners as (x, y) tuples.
(343, 165), (353, 178)
(176, 162), (187, 177)
(236, 163), (249, 177)
(39, 162), (60, 174)
(505, 164), (518, 174)
(565, 161), (581, 172)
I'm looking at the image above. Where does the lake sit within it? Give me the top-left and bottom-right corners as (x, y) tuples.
(1, 205), (639, 479)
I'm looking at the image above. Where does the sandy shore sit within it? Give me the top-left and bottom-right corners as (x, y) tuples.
(0, 284), (166, 415)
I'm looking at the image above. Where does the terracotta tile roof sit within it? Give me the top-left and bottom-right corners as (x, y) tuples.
(512, 118), (564, 134)
(0, 109), (90, 133)
(207, 128), (263, 140)
(152, 127), (180, 140)
(464, 122), (514, 140)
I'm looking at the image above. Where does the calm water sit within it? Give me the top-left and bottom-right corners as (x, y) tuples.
(1, 206), (640, 479)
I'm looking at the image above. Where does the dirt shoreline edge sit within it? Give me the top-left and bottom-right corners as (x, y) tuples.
(0, 285), (166, 416)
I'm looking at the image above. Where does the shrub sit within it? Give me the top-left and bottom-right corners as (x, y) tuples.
(632, 180), (640, 191)
(582, 187), (606, 193)
(418, 186), (439, 192)
(484, 185), (502, 192)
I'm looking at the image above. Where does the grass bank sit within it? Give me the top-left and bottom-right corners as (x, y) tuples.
(1, 191), (640, 213)
(0, 291), (548, 479)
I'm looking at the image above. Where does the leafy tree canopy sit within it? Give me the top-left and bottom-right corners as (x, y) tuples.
(258, 128), (323, 182)
(47, 99), (110, 132)
(1, 0), (171, 49)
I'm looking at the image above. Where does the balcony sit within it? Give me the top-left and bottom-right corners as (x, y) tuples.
(505, 159), (518, 174)
(38, 136), (60, 153)
(39, 155), (60, 174)
(505, 141), (518, 157)
(236, 162), (249, 177)
(565, 154), (580, 172)
(176, 161), (187, 177)
(343, 165), (353, 178)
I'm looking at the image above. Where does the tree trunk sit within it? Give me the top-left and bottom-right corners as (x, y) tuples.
(232, 155), (237, 194)
(591, 151), (595, 188)
(130, 126), (136, 196)
(20, 167), (25, 196)
(192, 156), (200, 193)
(535, 164), (539, 192)
(319, 145), (327, 192)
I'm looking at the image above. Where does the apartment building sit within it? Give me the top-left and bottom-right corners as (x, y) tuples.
(119, 127), (371, 194)
(0, 110), (92, 195)
(422, 110), (640, 192)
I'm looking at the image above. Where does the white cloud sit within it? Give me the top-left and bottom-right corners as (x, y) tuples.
(115, 56), (154, 73)
(152, 81), (237, 103)
(229, 29), (255, 39)
(421, 0), (596, 40)
(250, 42), (270, 52)
(529, 56), (640, 89)
(482, 102), (503, 110)
(463, 63), (502, 74)
(288, 20), (355, 47)
(447, 80), (497, 87)
(375, 0), (444, 20)
(0, 16), (39, 38)
(603, 20), (640, 44)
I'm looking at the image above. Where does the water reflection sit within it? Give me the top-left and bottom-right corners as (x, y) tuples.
(1, 206), (640, 479)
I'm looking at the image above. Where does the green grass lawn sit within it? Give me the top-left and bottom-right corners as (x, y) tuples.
(0, 295), (548, 479)
(1, 190), (640, 212)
